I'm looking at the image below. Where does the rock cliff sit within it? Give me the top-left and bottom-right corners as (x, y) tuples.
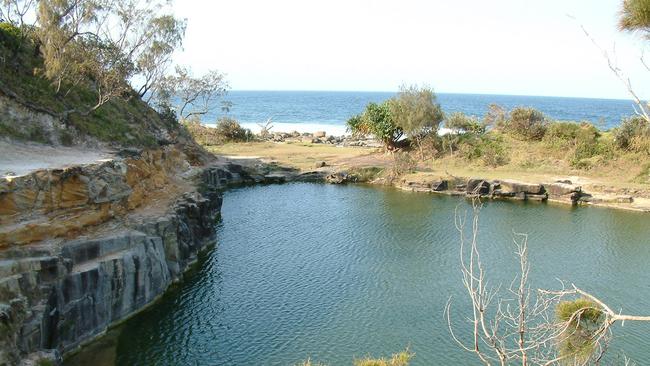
(0, 147), (236, 365)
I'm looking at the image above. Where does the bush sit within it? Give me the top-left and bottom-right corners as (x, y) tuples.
(0, 22), (21, 51)
(214, 117), (252, 142)
(182, 118), (252, 146)
(456, 134), (509, 167)
(614, 115), (650, 150)
(347, 102), (403, 149)
(544, 121), (599, 147)
(445, 112), (486, 134)
(501, 107), (547, 141)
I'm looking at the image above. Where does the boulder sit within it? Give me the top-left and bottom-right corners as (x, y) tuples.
(546, 182), (581, 196)
(314, 161), (327, 168)
(326, 172), (349, 184)
(313, 131), (326, 138)
(466, 178), (490, 195)
(498, 180), (544, 195)
(431, 180), (448, 192)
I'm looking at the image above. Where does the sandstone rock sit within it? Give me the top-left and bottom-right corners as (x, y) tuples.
(498, 180), (544, 195)
(546, 183), (580, 195)
(313, 131), (326, 138)
(0, 159), (228, 364)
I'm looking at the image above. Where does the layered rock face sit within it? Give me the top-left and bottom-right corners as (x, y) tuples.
(0, 150), (232, 365)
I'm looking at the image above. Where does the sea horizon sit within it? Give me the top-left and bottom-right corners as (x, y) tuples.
(228, 89), (635, 102)
(203, 90), (639, 135)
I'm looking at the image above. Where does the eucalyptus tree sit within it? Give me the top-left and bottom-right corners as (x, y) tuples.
(35, 0), (186, 114)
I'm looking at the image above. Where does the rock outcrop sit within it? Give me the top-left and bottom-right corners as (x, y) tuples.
(0, 149), (235, 365)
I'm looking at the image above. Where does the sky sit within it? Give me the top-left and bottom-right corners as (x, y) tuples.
(172, 0), (650, 99)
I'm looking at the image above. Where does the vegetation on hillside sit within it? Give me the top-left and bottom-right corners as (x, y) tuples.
(0, 0), (228, 147)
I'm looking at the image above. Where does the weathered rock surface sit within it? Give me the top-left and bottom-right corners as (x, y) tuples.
(0, 153), (234, 365)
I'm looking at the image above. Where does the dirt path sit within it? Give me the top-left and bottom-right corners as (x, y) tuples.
(0, 140), (114, 178)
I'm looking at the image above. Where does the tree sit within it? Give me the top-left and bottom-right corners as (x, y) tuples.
(35, 0), (186, 114)
(156, 65), (229, 120)
(0, 0), (35, 27)
(447, 200), (650, 365)
(389, 85), (444, 137)
(347, 101), (403, 150)
(389, 85), (444, 156)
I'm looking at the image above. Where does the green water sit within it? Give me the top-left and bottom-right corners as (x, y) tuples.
(66, 183), (650, 365)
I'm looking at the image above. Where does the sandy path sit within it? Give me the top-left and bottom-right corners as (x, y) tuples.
(0, 140), (114, 178)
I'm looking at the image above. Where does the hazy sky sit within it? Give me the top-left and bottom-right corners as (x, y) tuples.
(172, 0), (650, 99)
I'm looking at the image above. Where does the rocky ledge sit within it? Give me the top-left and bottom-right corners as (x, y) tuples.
(396, 176), (643, 209)
(0, 149), (247, 365)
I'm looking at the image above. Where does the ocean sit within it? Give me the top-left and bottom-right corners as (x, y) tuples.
(204, 90), (638, 135)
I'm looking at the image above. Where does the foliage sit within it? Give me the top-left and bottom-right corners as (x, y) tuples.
(0, 0), (34, 27)
(347, 101), (403, 149)
(500, 107), (548, 141)
(0, 21), (20, 50)
(619, 0), (650, 36)
(456, 134), (509, 167)
(388, 84), (444, 137)
(156, 65), (229, 119)
(445, 112), (486, 134)
(214, 117), (252, 142)
(555, 298), (605, 363)
(483, 103), (507, 128)
(183, 118), (251, 146)
(35, 0), (186, 113)
(354, 350), (413, 366)
(614, 115), (650, 150)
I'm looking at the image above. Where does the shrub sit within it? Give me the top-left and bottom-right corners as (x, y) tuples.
(614, 115), (650, 150)
(347, 102), (403, 150)
(501, 107), (547, 140)
(214, 117), (252, 142)
(483, 103), (507, 128)
(182, 118), (251, 145)
(544, 121), (599, 147)
(0, 22), (21, 51)
(445, 112), (486, 134)
(455, 134), (509, 167)
(479, 136), (510, 167)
